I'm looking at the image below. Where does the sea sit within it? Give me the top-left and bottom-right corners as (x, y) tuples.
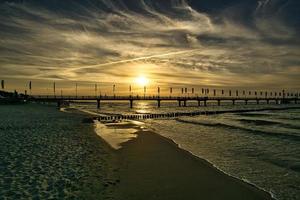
(73, 100), (300, 200)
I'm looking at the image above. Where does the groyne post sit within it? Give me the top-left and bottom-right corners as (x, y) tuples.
(245, 100), (248, 105)
(157, 99), (161, 108)
(183, 100), (187, 107)
(178, 100), (181, 107)
(198, 100), (201, 107)
(232, 100), (235, 105)
(204, 100), (207, 107)
(217, 100), (221, 106)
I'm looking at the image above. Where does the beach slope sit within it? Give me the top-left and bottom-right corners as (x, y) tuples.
(114, 130), (273, 200)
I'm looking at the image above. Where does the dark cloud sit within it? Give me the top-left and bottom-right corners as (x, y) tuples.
(0, 0), (299, 91)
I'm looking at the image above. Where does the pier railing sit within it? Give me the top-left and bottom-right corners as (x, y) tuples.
(28, 95), (299, 109)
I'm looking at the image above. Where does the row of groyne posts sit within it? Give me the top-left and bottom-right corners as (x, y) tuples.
(94, 107), (299, 122)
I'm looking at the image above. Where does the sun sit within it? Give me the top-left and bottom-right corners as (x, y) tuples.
(135, 76), (149, 86)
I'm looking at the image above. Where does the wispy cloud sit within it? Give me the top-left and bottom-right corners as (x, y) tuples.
(0, 0), (299, 93)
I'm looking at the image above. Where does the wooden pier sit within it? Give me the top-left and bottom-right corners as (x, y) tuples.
(30, 95), (299, 109)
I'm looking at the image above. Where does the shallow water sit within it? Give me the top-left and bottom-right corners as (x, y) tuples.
(75, 101), (300, 200)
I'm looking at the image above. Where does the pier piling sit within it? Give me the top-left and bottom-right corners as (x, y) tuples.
(130, 99), (133, 108)
(97, 99), (100, 109)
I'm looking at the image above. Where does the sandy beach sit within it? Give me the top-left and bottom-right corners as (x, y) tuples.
(0, 104), (276, 199)
(111, 125), (274, 200)
(0, 104), (118, 199)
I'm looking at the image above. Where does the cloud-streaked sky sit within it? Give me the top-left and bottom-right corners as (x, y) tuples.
(0, 0), (299, 95)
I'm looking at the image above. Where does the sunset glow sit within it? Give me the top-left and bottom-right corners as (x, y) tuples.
(135, 76), (149, 86)
(0, 1), (299, 200)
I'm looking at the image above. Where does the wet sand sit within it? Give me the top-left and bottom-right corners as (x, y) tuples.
(113, 127), (274, 200)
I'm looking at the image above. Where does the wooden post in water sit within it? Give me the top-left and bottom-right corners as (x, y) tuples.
(157, 99), (161, 108)
(183, 100), (187, 107)
(217, 100), (221, 106)
(204, 100), (207, 107)
(198, 100), (201, 107)
(178, 100), (181, 107)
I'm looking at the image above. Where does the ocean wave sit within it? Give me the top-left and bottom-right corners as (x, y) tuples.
(237, 113), (272, 117)
(261, 157), (300, 173)
(176, 118), (300, 141)
(238, 118), (300, 130)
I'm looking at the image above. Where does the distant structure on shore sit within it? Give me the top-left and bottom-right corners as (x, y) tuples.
(0, 90), (27, 104)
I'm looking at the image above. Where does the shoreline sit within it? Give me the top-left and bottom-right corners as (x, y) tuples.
(112, 127), (274, 200)
(0, 103), (282, 199)
(67, 105), (280, 199)
(64, 105), (293, 199)
(134, 129), (276, 200)
(112, 127), (273, 200)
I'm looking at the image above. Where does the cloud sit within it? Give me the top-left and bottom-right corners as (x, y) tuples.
(0, 0), (299, 93)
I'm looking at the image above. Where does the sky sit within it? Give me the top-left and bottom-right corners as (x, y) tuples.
(0, 0), (299, 95)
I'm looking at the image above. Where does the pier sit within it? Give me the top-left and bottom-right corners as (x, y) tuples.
(29, 95), (299, 109)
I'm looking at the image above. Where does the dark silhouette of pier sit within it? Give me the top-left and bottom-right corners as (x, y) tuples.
(30, 94), (299, 109)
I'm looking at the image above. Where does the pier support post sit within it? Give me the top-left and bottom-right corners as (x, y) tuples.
(217, 100), (221, 106)
(130, 99), (133, 108)
(97, 99), (100, 109)
(157, 100), (161, 108)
